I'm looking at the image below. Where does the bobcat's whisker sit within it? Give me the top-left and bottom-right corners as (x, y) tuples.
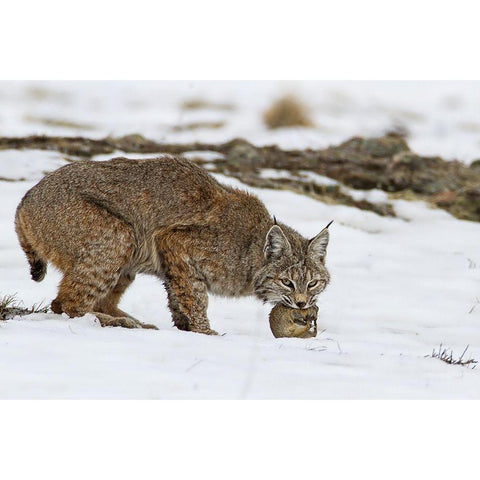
(282, 295), (295, 308)
(306, 294), (320, 308)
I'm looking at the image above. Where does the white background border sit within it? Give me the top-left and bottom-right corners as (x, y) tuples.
(2, 0), (480, 80)
(2, 1), (479, 478)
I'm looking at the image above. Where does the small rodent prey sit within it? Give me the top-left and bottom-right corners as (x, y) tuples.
(269, 304), (318, 338)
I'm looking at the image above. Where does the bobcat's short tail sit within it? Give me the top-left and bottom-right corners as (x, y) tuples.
(28, 256), (47, 282)
(15, 209), (47, 282)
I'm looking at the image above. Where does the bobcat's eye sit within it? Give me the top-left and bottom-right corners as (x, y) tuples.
(308, 280), (319, 289)
(281, 278), (294, 289)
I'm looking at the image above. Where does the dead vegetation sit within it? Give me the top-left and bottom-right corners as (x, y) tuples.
(427, 344), (477, 368)
(1, 133), (480, 221)
(0, 294), (49, 321)
(24, 115), (94, 131)
(468, 297), (479, 314)
(25, 86), (70, 103)
(170, 121), (226, 132)
(263, 95), (313, 129)
(180, 98), (235, 111)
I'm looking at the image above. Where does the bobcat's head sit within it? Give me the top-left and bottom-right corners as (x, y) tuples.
(254, 221), (331, 309)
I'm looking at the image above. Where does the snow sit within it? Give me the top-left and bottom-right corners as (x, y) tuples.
(258, 169), (297, 180)
(296, 171), (339, 186)
(181, 151), (225, 162)
(258, 169), (340, 186)
(2, 81), (480, 162)
(0, 82), (479, 398)
(346, 187), (390, 203)
(0, 149), (68, 181)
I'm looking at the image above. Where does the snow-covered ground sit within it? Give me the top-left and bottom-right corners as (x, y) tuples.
(1, 81), (480, 162)
(0, 81), (479, 398)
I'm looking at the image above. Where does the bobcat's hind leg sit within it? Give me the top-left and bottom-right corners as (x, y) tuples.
(51, 272), (116, 318)
(94, 272), (136, 319)
(51, 236), (133, 319)
(92, 273), (159, 330)
(52, 271), (158, 330)
(47, 199), (156, 329)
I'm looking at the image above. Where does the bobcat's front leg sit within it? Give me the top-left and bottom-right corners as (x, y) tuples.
(165, 274), (217, 335)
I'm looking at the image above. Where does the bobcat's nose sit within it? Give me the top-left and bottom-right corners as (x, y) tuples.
(296, 301), (306, 309)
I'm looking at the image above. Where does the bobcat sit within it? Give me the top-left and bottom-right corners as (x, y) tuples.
(15, 156), (331, 334)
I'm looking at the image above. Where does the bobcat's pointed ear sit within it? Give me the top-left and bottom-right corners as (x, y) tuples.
(264, 225), (292, 260)
(308, 220), (333, 263)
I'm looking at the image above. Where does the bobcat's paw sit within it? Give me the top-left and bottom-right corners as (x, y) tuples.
(203, 328), (218, 335)
(52, 299), (86, 318)
(94, 312), (159, 330)
(189, 326), (218, 335)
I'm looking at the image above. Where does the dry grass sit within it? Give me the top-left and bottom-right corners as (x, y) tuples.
(25, 86), (70, 103)
(0, 293), (49, 321)
(427, 343), (477, 369)
(171, 121), (226, 132)
(24, 115), (94, 131)
(0, 294), (17, 318)
(180, 98), (235, 111)
(468, 297), (480, 314)
(263, 95), (313, 129)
